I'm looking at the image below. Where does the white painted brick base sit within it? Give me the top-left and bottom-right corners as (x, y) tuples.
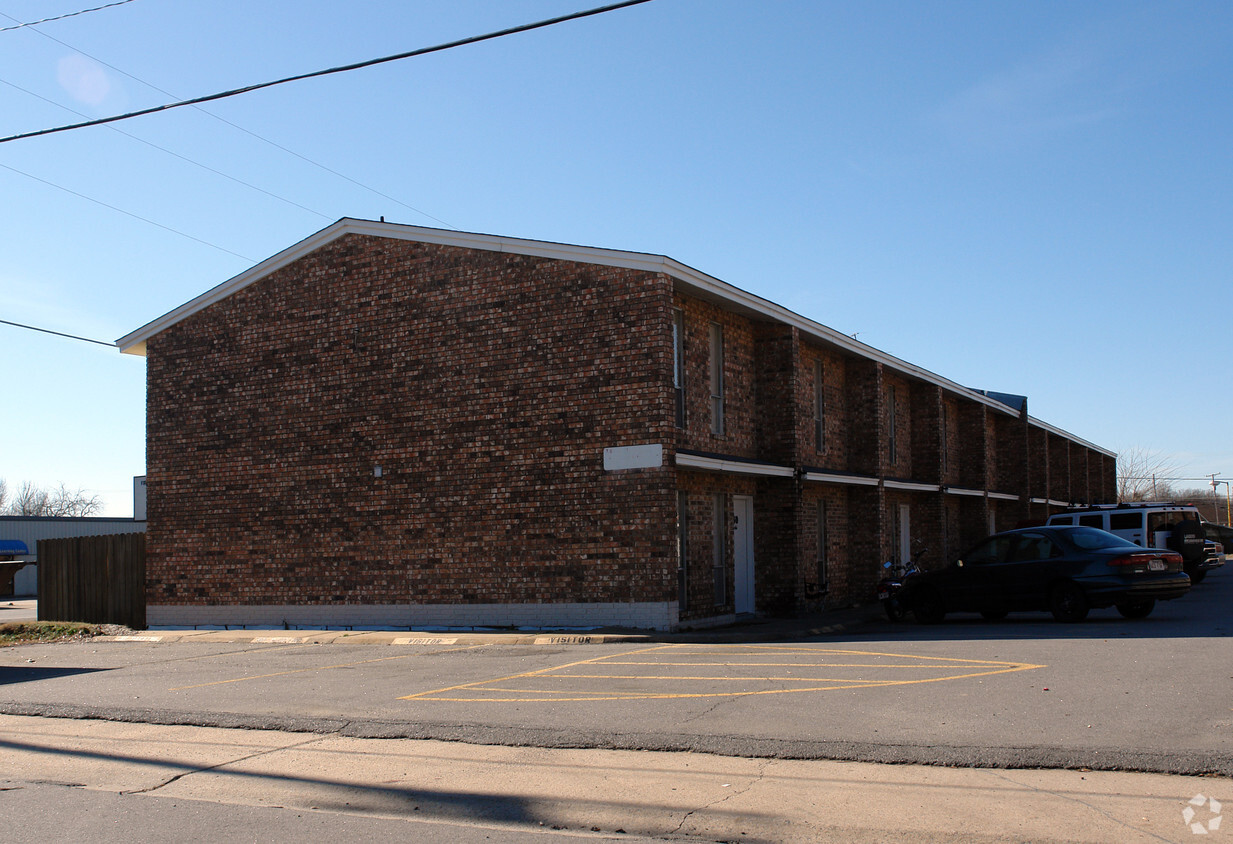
(147, 601), (680, 631)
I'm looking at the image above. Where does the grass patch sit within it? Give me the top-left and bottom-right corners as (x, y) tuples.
(0, 621), (104, 646)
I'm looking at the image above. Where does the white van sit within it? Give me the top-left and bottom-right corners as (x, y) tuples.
(1046, 503), (1220, 582)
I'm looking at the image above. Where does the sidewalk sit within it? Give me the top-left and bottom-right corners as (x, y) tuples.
(1, 713), (1217, 843)
(0, 598), (35, 623)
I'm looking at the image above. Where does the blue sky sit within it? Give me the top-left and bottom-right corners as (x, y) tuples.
(2, 0), (1230, 516)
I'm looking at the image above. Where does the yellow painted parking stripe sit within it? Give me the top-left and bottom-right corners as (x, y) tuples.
(517, 673), (924, 682)
(398, 643), (677, 700)
(402, 643), (1044, 702)
(593, 661), (998, 669)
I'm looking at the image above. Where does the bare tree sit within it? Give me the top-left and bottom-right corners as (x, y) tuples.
(1173, 486), (1233, 525)
(3, 480), (102, 517)
(0, 478), (6, 512)
(1116, 446), (1181, 502)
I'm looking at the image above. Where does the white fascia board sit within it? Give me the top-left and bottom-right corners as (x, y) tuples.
(988, 491), (1020, 501)
(945, 486), (986, 498)
(884, 480), (942, 492)
(1048, 498), (1073, 507)
(1028, 416), (1115, 458)
(118, 219), (356, 354)
(117, 219), (679, 356)
(665, 268), (1017, 418)
(675, 453), (794, 478)
(115, 220), (1025, 420)
(804, 471), (880, 487)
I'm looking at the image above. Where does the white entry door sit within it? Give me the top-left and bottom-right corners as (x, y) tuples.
(733, 495), (755, 614)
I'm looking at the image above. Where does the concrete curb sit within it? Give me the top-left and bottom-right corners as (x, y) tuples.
(94, 608), (885, 646)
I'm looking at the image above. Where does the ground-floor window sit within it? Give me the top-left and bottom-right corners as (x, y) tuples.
(676, 490), (689, 612)
(816, 500), (829, 593)
(712, 493), (726, 607)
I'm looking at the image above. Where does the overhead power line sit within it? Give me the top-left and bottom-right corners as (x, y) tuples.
(0, 7), (455, 228)
(0, 0), (138, 33)
(0, 0), (655, 146)
(0, 160), (256, 261)
(0, 318), (115, 347)
(0, 78), (333, 221)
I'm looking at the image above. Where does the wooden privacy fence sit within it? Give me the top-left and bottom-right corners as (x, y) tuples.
(37, 532), (146, 629)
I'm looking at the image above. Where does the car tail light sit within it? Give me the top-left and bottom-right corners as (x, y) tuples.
(1107, 552), (1180, 572)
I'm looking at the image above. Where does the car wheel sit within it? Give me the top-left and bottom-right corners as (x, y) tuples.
(912, 588), (945, 624)
(1116, 599), (1155, 619)
(1049, 582), (1089, 623)
(980, 609), (1008, 621)
(1185, 566), (1207, 585)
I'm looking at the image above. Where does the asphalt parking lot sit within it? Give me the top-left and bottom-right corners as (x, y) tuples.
(3, 569), (1230, 775)
(3, 574), (1231, 842)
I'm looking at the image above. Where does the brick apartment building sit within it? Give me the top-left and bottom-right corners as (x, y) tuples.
(118, 219), (1115, 630)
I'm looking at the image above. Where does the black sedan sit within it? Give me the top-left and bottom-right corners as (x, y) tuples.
(899, 526), (1191, 623)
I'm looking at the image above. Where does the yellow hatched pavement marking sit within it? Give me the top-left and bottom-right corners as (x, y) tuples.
(402, 644), (1044, 702)
(398, 644), (678, 700)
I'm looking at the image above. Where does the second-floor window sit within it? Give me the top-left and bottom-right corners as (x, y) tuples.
(672, 309), (686, 428)
(887, 384), (898, 465)
(709, 322), (725, 436)
(940, 402), (949, 475)
(813, 359), (825, 450)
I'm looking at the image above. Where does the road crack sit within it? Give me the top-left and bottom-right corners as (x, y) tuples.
(985, 769), (1178, 843)
(119, 730), (344, 795)
(671, 758), (770, 835)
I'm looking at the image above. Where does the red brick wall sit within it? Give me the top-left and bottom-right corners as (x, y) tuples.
(883, 373), (913, 479)
(144, 228), (1114, 623)
(146, 235), (678, 608)
(955, 401), (988, 491)
(799, 485), (850, 604)
(799, 344), (849, 470)
(672, 294), (758, 458)
(1049, 434), (1071, 503)
(941, 396), (960, 485)
(676, 472), (757, 621)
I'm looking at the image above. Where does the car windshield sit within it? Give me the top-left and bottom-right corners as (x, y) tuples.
(1064, 526), (1142, 551)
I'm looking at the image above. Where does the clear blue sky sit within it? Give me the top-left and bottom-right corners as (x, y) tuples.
(2, 0), (1230, 516)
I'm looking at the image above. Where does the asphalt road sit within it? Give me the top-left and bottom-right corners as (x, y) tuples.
(2, 569), (1230, 777)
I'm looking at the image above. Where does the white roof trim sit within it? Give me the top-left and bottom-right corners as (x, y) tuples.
(883, 480), (942, 492)
(675, 453), (794, 478)
(1028, 416), (1115, 458)
(988, 491), (1020, 501)
(803, 471), (880, 487)
(113, 219), (1023, 417)
(945, 486), (986, 498)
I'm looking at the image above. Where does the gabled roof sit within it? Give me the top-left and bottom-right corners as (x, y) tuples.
(116, 218), (1112, 456)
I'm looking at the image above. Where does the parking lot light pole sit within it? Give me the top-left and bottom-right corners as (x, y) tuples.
(1212, 478), (1232, 525)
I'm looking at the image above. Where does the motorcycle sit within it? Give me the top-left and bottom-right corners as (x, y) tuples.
(877, 547), (927, 622)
